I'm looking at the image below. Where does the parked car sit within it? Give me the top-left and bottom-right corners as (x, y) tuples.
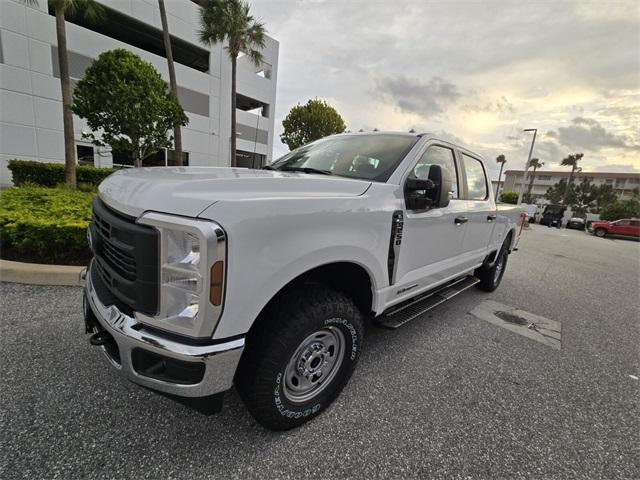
(566, 216), (586, 230)
(83, 132), (523, 430)
(539, 204), (566, 227)
(591, 218), (640, 238)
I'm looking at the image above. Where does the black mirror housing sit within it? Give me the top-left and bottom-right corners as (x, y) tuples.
(404, 164), (452, 211)
(428, 164), (452, 209)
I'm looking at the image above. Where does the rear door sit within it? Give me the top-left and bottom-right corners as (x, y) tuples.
(630, 220), (640, 237)
(458, 153), (496, 270)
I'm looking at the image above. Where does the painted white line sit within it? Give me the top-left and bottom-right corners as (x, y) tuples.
(629, 375), (639, 381)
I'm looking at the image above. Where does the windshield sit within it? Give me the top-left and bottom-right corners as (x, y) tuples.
(269, 134), (419, 182)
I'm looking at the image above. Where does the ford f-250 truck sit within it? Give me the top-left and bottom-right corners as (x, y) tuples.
(83, 132), (523, 430)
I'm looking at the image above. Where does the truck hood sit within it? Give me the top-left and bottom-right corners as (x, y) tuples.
(98, 167), (372, 218)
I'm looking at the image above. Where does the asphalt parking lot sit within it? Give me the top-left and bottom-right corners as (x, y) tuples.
(1, 225), (639, 479)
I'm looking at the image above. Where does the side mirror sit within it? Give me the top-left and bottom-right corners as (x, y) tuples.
(428, 164), (452, 209)
(404, 164), (452, 211)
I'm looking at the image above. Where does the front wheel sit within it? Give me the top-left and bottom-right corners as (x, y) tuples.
(595, 228), (607, 237)
(235, 286), (364, 431)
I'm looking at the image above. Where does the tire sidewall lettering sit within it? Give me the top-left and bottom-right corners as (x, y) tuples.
(272, 316), (360, 418)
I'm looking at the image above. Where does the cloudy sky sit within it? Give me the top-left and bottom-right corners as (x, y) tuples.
(250, 0), (639, 179)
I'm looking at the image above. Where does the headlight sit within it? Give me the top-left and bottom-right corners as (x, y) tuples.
(135, 212), (226, 338)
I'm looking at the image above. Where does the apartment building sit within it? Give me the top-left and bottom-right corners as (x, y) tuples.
(502, 170), (640, 203)
(0, 0), (278, 185)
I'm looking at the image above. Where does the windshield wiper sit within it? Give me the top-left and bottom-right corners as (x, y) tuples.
(278, 166), (332, 175)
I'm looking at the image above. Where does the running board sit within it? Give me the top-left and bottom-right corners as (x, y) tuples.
(377, 276), (480, 329)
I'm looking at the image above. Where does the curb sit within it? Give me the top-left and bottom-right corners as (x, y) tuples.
(0, 259), (85, 287)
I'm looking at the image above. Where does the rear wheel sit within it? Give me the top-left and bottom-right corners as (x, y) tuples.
(595, 228), (607, 237)
(235, 286), (364, 431)
(476, 240), (509, 292)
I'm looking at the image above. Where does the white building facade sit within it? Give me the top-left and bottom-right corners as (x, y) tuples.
(502, 170), (640, 203)
(0, 0), (278, 185)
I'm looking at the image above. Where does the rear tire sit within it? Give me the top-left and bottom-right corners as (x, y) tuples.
(475, 242), (509, 292)
(595, 228), (607, 237)
(235, 286), (364, 431)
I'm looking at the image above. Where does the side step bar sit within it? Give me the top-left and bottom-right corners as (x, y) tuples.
(377, 275), (480, 329)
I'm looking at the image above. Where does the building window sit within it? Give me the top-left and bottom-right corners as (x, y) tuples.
(236, 93), (269, 118)
(606, 179), (613, 183)
(236, 150), (265, 169)
(537, 175), (552, 181)
(112, 149), (188, 167)
(76, 145), (94, 165)
(54, 4), (210, 73)
(167, 150), (190, 166)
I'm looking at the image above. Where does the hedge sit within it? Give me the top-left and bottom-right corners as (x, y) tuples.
(0, 186), (94, 265)
(7, 159), (115, 187)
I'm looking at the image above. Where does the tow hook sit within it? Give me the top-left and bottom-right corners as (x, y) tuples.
(90, 330), (115, 346)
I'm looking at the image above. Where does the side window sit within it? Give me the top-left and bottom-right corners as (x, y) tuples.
(616, 220), (630, 226)
(413, 145), (459, 198)
(630, 220), (640, 227)
(462, 154), (488, 200)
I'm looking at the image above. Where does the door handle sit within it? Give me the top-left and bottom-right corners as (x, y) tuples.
(487, 215), (497, 222)
(454, 216), (468, 225)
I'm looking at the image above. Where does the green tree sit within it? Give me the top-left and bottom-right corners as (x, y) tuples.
(591, 183), (617, 213)
(72, 49), (188, 167)
(158, 0), (183, 165)
(599, 197), (640, 221)
(545, 179), (571, 204)
(495, 154), (507, 199)
(569, 178), (597, 215)
(280, 99), (347, 150)
(560, 153), (584, 203)
(499, 191), (519, 204)
(526, 158), (544, 197)
(22, 0), (103, 187)
(198, 0), (266, 167)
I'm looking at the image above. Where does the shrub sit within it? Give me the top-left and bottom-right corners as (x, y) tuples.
(499, 191), (519, 204)
(599, 198), (640, 221)
(7, 159), (115, 188)
(0, 186), (94, 265)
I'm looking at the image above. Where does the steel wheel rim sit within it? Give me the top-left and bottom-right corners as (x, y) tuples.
(283, 326), (346, 404)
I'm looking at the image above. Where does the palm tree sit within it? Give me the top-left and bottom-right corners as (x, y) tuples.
(22, 0), (102, 187)
(495, 154), (507, 199)
(198, 0), (265, 167)
(158, 0), (183, 166)
(526, 158), (544, 197)
(561, 153), (584, 203)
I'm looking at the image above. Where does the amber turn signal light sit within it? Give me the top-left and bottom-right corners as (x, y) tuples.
(210, 261), (224, 306)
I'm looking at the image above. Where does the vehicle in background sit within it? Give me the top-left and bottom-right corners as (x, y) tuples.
(566, 215), (587, 230)
(520, 203), (538, 224)
(590, 219), (640, 238)
(539, 204), (566, 227)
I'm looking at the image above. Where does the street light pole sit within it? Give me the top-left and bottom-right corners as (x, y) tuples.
(518, 128), (537, 204)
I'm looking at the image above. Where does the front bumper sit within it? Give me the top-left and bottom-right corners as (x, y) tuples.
(84, 262), (244, 398)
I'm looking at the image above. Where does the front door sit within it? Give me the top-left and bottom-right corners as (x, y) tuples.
(393, 143), (469, 299)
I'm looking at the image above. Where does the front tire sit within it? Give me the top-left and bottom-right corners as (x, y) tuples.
(235, 286), (364, 431)
(595, 228), (607, 237)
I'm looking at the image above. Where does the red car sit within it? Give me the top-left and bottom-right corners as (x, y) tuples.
(591, 218), (640, 238)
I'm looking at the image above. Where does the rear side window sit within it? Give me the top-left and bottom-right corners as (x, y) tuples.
(413, 145), (459, 198)
(462, 154), (488, 200)
(630, 220), (640, 227)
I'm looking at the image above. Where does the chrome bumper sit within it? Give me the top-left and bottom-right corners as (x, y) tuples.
(84, 263), (244, 398)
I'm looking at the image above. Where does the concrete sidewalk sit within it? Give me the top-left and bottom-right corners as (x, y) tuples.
(0, 259), (85, 286)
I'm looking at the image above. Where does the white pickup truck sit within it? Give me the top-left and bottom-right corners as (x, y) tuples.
(84, 132), (523, 430)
